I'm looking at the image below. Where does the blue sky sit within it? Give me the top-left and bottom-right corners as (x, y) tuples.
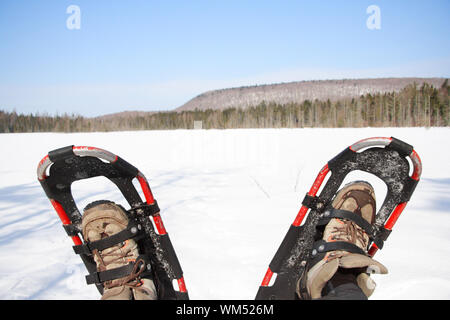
(0, 0), (449, 117)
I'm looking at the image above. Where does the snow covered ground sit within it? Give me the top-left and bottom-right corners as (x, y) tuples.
(0, 127), (449, 300)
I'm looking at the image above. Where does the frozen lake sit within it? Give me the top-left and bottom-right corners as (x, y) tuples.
(0, 127), (449, 299)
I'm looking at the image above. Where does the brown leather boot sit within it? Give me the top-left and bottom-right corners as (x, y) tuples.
(297, 181), (388, 299)
(82, 200), (158, 300)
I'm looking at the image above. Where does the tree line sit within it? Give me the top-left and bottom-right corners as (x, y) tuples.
(1, 81), (448, 133)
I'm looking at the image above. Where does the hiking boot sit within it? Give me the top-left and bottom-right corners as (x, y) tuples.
(297, 181), (388, 299)
(82, 200), (158, 300)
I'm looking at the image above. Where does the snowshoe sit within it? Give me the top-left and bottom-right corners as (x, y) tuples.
(37, 145), (189, 300)
(255, 137), (422, 300)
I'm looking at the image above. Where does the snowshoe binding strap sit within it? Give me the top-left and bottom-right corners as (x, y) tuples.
(307, 240), (368, 267)
(318, 208), (376, 241)
(301, 195), (327, 212)
(73, 220), (146, 255)
(128, 201), (161, 217)
(85, 255), (153, 286)
(318, 208), (390, 250)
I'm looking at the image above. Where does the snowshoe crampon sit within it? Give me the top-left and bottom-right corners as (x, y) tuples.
(255, 137), (422, 300)
(37, 145), (188, 300)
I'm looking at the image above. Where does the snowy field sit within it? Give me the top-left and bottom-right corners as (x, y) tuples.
(0, 127), (449, 300)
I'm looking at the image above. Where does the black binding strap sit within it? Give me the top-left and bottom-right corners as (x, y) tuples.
(318, 208), (376, 239)
(317, 208), (391, 249)
(308, 240), (368, 268)
(302, 194), (326, 211)
(73, 221), (145, 255)
(86, 263), (135, 285)
(129, 201), (160, 217)
(311, 240), (367, 257)
(85, 255), (152, 285)
(372, 228), (392, 250)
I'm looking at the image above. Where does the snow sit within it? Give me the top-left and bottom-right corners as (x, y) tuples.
(0, 127), (449, 300)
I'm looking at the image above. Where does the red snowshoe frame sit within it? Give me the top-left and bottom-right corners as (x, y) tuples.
(256, 137), (422, 300)
(37, 145), (188, 300)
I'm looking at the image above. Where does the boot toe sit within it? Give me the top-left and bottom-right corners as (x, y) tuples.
(339, 253), (388, 274)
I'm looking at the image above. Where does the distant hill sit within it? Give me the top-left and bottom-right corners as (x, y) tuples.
(175, 78), (447, 112)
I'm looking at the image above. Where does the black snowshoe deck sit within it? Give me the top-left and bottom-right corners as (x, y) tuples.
(255, 137), (422, 300)
(37, 145), (188, 300)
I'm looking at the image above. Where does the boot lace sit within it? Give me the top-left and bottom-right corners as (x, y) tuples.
(330, 219), (368, 250)
(93, 242), (146, 290)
